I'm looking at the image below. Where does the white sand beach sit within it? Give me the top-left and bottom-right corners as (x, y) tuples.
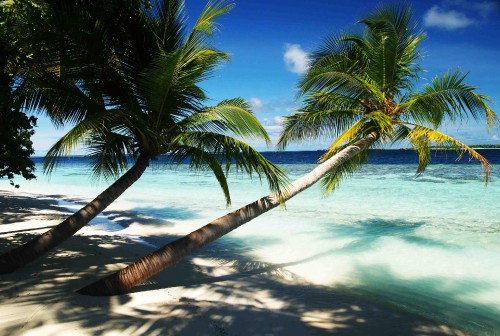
(0, 190), (467, 335)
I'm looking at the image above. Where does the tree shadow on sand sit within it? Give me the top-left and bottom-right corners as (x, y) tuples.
(0, 191), (72, 225)
(321, 218), (462, 253)
(103, 206), (199, 229)
(0, 190), (198, 237)
(0, 194), (477, 335)
(0, 230), (467, 336)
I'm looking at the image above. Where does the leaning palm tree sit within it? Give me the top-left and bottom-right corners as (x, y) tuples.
(0, 0), (286, 274)
(77, 4), (496, 296)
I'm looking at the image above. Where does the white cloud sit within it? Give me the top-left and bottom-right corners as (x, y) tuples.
(261, 116), (285, 137)
(283, 44), (309, 75)
(272, 116), (284, 125)
(492, 135), (499, 141)
(423, 5), (474, 30)
(249, 97), (265, 113)
(262, 116), (284, 127)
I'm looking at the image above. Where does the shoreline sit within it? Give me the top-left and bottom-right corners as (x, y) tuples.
(0, 188), (469, 335)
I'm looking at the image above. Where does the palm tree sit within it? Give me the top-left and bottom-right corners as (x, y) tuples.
(77, 4), (496, 296)
(1, 1), (38, 188)
(0, 0), (286, 274)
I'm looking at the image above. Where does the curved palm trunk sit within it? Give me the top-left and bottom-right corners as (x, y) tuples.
(0, 154), (149, 274)
(77, 133), (378, 296)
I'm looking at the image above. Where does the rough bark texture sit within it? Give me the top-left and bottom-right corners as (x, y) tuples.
(78, 133), (378, 296)
(0, 155), (150, 274)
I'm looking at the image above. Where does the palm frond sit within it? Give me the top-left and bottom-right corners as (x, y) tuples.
(308, 31), (364, 70)
(302, 91), (364, 112)
(181, 98), (271, 142)
(140, 8), (230, 128)
(85, 131), (135, 182)
(320, 146), (369, 194)
(147, 0), (186, 52)
(13, 5), (146, 123)
(14, 71), (106, 127)
(179, 0), (233, 68)
(400, 70), (497, 128)
(321, 111), (392, 159)
(138, 50), (185, 118)
(391, 123), (411, 143)
(360, 9), (400, 91)
(403, 123), (491, 182)
(178, 47), (229, 83)
(167, 143), (233, 204)
(43, 116), (109, 174)
(402, 125), (431, 174)
(189, 0), (234, 37)
(298, 63), (382, 102)
(277, 108), (363, 150)
(42, 107), (144, 175)
(391, 123), (430, 175)
(170, 132), (289, 204)
(354, 4), (425, 94)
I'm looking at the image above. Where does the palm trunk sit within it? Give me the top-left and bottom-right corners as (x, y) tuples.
(0, 154), (150, 274)
(77, 132), (378, 296)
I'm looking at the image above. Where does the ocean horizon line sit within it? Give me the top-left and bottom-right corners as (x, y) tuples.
(29, 148), (500, 166)
(29, 146), (500, 160)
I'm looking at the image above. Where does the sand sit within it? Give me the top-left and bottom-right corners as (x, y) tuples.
(0, 190), (467, 335)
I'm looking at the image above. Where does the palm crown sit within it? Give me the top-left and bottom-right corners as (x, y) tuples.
(278, 5), (496, 193)
(14, 0), (286, 204)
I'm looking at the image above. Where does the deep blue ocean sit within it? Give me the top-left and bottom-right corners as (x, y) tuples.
(264, 148), (500, 165)
(30, 148), (500, 165)
(4, 149), (500, 334)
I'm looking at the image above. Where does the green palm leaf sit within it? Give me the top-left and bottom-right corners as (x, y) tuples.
(85, 131), (136, 182)
(43, 116), (108, 175)
(15, 71), (105, 127)
(400, 70), (496, 128)
(299, 66), (382, 102)
(189, 0), (234, 38)
(182, 98), (271, 142)
(167, 143), (232, 204)
(170, 132), (288, 204)
(394, 124), (431, 174)
(321, 111), (392, 159)
(359, 4), (425, 93)
(308, 32), (363, 71)
(277, 108), (363, 150)
(146, 0), (186, 52)
(320, 146), (369, 194)
(403, 123), (491, 182)
(43, 108), (151, 175)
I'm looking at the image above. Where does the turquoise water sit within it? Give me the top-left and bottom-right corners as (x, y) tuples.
(2, 154), (499, 334)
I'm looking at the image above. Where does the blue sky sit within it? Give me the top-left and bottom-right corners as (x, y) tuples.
(31, 0), (500, 154)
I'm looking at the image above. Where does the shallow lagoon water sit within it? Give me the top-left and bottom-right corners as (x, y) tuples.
(2, 150), (499, 334)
